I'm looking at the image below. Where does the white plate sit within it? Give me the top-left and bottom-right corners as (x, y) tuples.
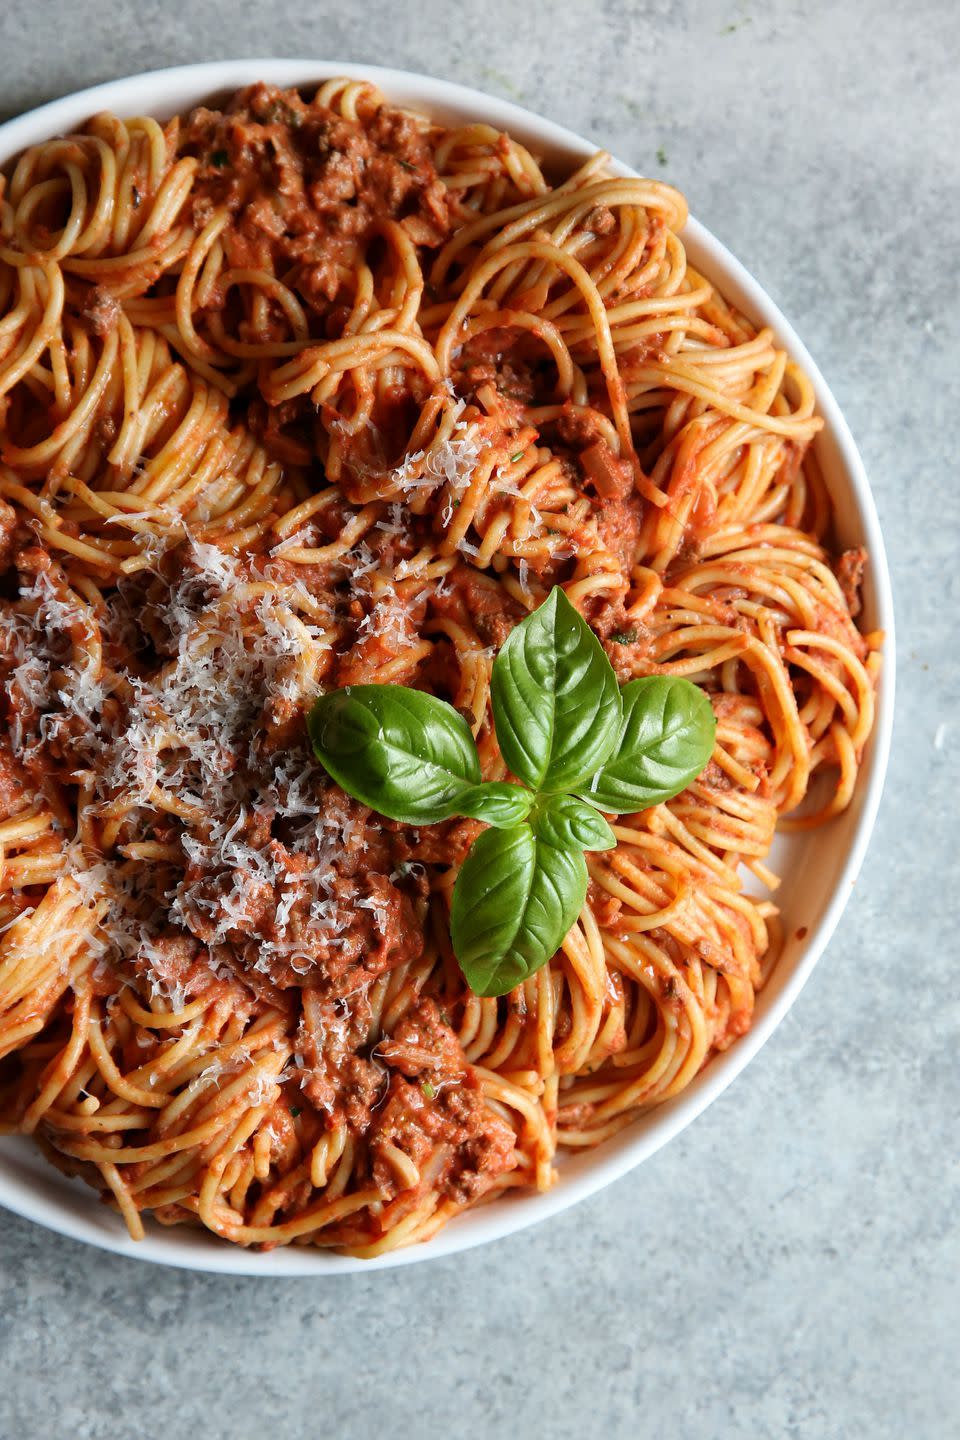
(0, 60), (895, 1275)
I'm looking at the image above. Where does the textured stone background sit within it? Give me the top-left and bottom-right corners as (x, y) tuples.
(0, 3), (957, 1437)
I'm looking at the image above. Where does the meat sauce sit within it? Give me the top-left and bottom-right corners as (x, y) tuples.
(176, 805), (424, 992)
(367, 1000), (517, 1204)
(0, 80), (875, 1241)
(183, 84), (453, 309)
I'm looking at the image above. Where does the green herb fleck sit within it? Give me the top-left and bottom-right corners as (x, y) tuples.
(656, 146), (668, 167)
(398, 158), (417, 173)
(510, 450), (524, 463)
(211, 149), (229, 168)
(422, 1080), (436, 1100)
(290, 1106), (302, 1118)
(611, 628), (638, 645)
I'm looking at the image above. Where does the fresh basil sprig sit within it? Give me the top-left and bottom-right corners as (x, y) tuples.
(308, 586), (715, 997)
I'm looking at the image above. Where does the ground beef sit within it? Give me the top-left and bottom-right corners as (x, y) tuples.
(132, 932), (221, 1006)
(580, 439), (634, 501)
(584, 204), (616, 235)
(386, 815), (484, 869)
(431, 563), (523, 648)
(555, 405), (615, 450)
(365, 1000), (518, 1203)
(183, 83), (454, 314)
(595, 494), (645, 572)
(297, 987), (385, 1127)
(599, 621), (655, 681)
(79, 286), (121, 335)
(552, 411), (647, 572)
(587, 878), (622, 930)
(0, 500), (18, 571)
(297, 996), (517, 1206)
(0, 738), (30, 819)
(835, 547), (867, 617)
(177, 824), (423, 992)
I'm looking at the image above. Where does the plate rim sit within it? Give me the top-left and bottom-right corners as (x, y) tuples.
(0, 58), (896, 1276)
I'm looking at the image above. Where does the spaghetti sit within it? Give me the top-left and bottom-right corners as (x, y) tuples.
(0, 80), (879, 1254)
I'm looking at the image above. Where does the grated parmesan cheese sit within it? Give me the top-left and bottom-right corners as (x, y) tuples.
(390, 400), (483, 508)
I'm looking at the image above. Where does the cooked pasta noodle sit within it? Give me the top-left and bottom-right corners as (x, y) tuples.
(0, 80), (879, 1253)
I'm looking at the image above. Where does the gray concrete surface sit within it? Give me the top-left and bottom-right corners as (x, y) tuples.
(0, 3), (957, 1437)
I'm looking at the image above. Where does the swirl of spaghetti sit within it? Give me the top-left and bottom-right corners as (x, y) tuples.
(0, 79), (880, 1256)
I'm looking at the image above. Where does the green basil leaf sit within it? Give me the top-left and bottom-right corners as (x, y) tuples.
(531, 793), (616, 852)
(307, 684), (481, 823)
(582, 676), (716, 813)
(490, 587), (622, 793)
(457, 782), (534, 828)
(450, 826), (587, 997)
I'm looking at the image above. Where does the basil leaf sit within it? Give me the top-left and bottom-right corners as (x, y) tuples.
(450, 826), (587, 997)
(457, 782), (534, 828)
(307, 684), (481, 823)
(583, 676), (716, 813)
(531, 793), (616, 852)
(491, 587), (622, 793)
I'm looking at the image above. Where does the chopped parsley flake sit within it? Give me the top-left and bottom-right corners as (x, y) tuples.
(264, 101), (303, 127)
(211, 149), (229, 168)
(611, 628), (638, 645)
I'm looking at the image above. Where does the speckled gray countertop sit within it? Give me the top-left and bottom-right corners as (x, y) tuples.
(0, 3), (957, 1437)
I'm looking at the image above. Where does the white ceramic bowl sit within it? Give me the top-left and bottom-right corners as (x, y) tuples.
(0, 61), (894, 1275)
